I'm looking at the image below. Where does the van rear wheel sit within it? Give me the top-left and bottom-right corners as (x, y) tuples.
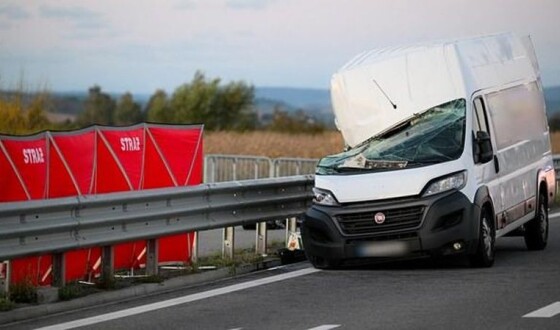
(524, 192), (548, 250)
(470, 207), (495, 268)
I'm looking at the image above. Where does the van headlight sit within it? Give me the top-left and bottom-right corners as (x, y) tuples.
(313, 187), (340, 206)
(423, 171), (467, 197)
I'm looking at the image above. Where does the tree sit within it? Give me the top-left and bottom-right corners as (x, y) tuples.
(0, 89), (51, 135)
(0, 100), (26, 134)
(145, 89), (172, 123)
(214, 81), (256, 130)
(170, 71), (257, 130)
(78, 85), (115, 126)
(26, 92), (51, 131)
(114, 92), (143, 125)
(171, 71), (220, 125)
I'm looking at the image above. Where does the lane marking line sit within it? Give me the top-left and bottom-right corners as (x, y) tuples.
(307, 325), (341, 330)
(549, 211), (560, 219)
(35, 267), (321, 330)
(523, 301), (560, 318)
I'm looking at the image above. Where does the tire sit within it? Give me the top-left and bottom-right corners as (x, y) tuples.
(470, 207), (495, 268)
(306, 253), (340, 270)
(524, 192), (548, 250)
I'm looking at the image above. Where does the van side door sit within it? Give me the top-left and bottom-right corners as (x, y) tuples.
(484, 83), (547, 230)
(472, 96), (503, 225)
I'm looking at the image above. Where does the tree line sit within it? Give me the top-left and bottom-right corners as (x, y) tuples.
(0, 71), (327, 135)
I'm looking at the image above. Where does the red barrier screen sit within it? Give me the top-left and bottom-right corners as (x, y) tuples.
(0, 124), (204, 285)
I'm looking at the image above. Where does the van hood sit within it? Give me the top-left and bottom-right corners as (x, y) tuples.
(314, 161), (465, 203)
(331, 44), (464, 148)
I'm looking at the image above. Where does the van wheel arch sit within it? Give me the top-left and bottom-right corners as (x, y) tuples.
(473, 186), (496, 230)
(470, 198), (496, 267)
(470, 186), (496, 266)
(524, 183), (549, 250)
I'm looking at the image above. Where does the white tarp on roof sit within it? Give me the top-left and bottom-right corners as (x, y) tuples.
(331, 33), (537, 148)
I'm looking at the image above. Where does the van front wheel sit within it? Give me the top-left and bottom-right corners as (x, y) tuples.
(524, 193), (548, 250)
(470, 207), (495, 268)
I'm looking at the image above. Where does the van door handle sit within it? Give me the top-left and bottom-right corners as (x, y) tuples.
(493, 155), (500, 173)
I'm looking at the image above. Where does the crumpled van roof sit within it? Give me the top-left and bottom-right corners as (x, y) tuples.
(331, 33), (538, 148)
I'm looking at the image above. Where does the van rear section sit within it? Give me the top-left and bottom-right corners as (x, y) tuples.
(301, 33), (555, 268)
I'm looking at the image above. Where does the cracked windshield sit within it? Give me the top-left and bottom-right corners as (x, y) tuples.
(317, 99), (466, 175)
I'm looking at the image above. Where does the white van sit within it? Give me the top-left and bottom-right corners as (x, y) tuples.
(301, 33), (556, 268)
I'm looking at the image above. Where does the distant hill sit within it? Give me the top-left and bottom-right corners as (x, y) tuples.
(254, 87), (334, 126)
(255, 87), (330, 109)
(49, 91), (151, 116)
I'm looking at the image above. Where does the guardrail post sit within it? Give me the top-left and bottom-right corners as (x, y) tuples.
(101, 246), (114, 283)
(52, 253), (66, 288)
(255, 222), (268, 256)
(189, 232), (198, 264)
(0, 261), (9, 295)
(222, 227), (235, 259)
(146, 239), (158, 276)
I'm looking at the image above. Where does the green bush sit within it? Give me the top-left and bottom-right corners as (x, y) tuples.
(58, 282), (99, 301)
(9, 278), (38, 304)
(0, 294), (14, 311)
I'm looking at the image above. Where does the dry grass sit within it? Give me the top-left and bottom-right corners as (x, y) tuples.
(551, 132), (560, 154)
(205, 131), (560, 159)
(204, 131), (344, 159)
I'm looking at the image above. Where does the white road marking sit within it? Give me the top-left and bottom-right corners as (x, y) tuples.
(523, 302), (560, 318)
(549, 211), (560, 219)
(35, 267), (321, 330)
(307, 325), (341, 330)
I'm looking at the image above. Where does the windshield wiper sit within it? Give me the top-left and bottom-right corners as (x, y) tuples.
(407, 158), (450, 165)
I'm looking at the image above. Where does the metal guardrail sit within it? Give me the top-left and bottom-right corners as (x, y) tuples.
(0, 175), (313, 261)
(0, 175), (314, 289)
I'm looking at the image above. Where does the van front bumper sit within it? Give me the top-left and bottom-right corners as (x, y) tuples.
(301, 190), (479, 263)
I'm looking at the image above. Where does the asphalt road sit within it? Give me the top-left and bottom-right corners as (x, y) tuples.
(6, 213), (560, 330)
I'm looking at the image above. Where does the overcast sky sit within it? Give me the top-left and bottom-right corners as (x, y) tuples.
(1, 0), (559, 94)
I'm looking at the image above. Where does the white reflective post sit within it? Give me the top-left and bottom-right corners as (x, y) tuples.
(189, 231), (198, 264)
(285, 217), (297, 247)
(222, 227), (235, 260)
(256, 221), (268, 256)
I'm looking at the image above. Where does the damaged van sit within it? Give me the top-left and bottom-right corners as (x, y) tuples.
(301, 33), (555, 268)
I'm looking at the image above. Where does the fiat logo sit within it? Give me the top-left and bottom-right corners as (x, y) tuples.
(374, 212), (386, 224)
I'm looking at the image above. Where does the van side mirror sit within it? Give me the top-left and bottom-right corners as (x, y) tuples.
(475, 131), (493, 164)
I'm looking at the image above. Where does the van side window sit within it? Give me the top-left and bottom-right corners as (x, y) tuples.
(486, 82), (547, 150)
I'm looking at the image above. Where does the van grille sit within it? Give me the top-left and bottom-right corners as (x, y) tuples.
(336, 206), (425, 235)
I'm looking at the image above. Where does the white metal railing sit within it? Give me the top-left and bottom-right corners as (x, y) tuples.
(204, 154), (318, 183)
